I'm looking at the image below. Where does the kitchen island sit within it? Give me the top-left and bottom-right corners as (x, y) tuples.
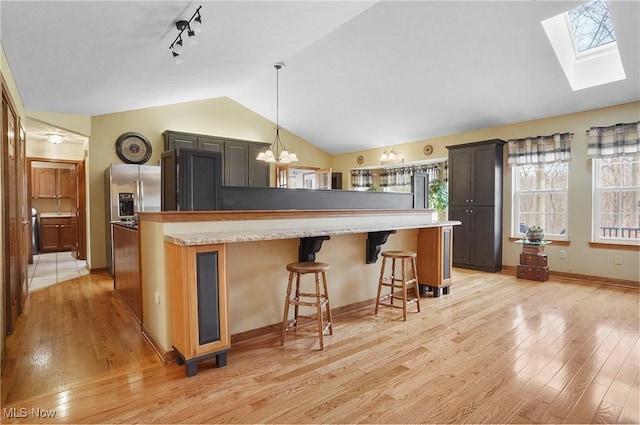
(137, 209), (459, 370)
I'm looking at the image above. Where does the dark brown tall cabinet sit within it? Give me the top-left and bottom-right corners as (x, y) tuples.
(447, 139), (505, 272)
(163, 130), (270, 187)
(161, 149), (223, 211)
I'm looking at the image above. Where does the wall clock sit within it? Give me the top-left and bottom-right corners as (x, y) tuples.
(115, 132), (152, 164)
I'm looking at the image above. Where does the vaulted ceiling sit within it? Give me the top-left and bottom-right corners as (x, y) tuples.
(2, 1), (639, 154)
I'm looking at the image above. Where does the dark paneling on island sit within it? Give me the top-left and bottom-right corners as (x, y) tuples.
(221, 186), (415, 210)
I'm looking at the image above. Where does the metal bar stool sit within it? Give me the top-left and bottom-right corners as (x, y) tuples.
(281, 262), (333, 350)
(375, 251), (421, 320)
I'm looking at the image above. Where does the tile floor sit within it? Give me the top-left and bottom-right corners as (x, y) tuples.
(28, 251), (89, 291)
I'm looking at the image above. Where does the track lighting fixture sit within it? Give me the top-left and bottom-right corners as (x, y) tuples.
(169, 5), (202, 63)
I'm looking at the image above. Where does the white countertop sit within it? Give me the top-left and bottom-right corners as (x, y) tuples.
(165, 220), (460, 246)
(39, 212), (73, 218)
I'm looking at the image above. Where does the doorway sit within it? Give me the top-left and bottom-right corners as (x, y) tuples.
(276, 166), (332, 189)
(27, 158), (87, 262)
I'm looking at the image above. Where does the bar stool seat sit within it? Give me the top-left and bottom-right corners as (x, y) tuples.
(375, 251), (421, 321)
(281, 262), (333, 350)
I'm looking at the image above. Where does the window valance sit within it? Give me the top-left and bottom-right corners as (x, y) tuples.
(507, 133), (572, 167)
(586, 121), (639, 158)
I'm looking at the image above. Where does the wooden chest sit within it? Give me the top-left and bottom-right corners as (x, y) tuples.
(517, 264), (549, 282)
(519, 253), (548, 267)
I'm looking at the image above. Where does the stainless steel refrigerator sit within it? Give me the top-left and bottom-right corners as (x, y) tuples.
(105, 163), (161, 275)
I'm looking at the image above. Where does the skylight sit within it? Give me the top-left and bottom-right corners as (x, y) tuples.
(568, 0), (616, 52)
(542, 0), (625, 91)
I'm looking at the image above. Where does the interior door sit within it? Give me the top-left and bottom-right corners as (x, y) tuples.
(3, 96), (19, 333)
(69, 164), (78, 259)
(18, 125), (28, 306)
(76, 160), (86, 260)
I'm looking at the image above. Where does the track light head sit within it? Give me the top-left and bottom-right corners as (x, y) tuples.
(172, 38), (183, 54)
(187, 28), (198, 45)
(192, 13), (202, 33)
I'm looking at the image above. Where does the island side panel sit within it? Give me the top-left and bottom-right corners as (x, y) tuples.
(165, 242), (231, 360)
(417, 225), (453, 289)
(165, 242), (190, 357)
(139, 220), (173, 358)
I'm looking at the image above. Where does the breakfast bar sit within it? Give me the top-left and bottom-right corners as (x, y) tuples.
(137, 209), (459, 374)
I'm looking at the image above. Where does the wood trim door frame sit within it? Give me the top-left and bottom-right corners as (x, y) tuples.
(27, 157), (87, 260)
(2, 75), (22, 339)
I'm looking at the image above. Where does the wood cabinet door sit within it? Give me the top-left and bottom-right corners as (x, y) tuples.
(469, 206), (495, 268)
(40, 222), (60, 252)
(178, 149), (223, 211)
(224, 141), (248, 186)
(160, 150), (178, 211)
(56, 168), (73, 198)
(248, 143), (270, 187)
(448, 149), (471, 205)
(34, 168), (57, 198)
(471, 145), (497, 206)
(449, 207), (471, 266)
(197, 137), (224, 152)
(165, 133), (197, 151)
(59, 219), (76, 250)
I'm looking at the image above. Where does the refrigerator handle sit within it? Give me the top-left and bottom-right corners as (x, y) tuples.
(134, 179), (140, 212)
(139, 179), (144, 211)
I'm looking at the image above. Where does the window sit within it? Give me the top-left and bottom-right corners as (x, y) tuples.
(513, 163), (569, 238)
(592, 154), (640, 244)
(568, 0), (616, 52)
(541, 0), (625, 90)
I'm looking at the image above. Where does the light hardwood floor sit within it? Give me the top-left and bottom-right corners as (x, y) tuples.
(1, 269), (638, 424)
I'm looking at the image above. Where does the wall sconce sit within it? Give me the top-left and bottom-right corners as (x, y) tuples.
(47, 134), (64, 144)
(380, 149), (402, 164)
(170, 5), (203, 64)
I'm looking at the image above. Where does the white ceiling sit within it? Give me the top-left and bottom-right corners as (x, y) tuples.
(2, 1), (639, 154)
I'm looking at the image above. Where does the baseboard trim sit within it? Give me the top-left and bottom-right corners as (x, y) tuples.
(230, 298), (375, 344)
(501, 265), (639, 289)
(142, 323), (176, 364)
(90, 266), (107, 274)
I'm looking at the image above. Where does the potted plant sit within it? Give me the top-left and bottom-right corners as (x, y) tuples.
(524, 225), (545, 243)
(428, 180), (448, 220)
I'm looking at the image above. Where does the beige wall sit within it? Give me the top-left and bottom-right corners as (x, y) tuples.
(89, 97), (332, 270)
(332, 102), (640, 282)
(27, 110), (91, 137)
(26, 138), (86, 161)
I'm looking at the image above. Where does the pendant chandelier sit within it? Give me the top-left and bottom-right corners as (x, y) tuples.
(256, 63), (298, 164)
